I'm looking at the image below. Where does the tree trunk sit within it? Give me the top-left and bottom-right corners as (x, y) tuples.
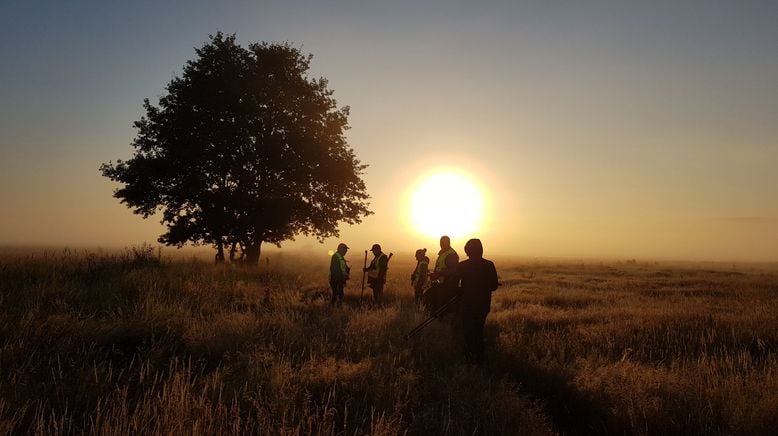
(229, 242), (238, 263)
(244, 242), (262, 266)
(215, 239), (225, 264)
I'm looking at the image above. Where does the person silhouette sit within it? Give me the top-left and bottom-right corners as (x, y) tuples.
(429, 236), (459, 309)
(455, 238), (498, 364)
(411, 248), (430, 303)
(364, 244), (388, 300)
(329, 243), (350, 306)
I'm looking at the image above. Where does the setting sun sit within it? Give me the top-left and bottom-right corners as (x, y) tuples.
(408, 171), (485, 239)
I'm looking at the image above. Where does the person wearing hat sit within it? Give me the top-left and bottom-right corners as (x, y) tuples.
(455, 238), (498, 364)
(363, 243), (389, 300)
(329, 242), (350, 306)
(411, 248), (430, 303)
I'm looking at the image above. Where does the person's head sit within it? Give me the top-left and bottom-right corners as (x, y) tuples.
(370, 243), (382, 255)
(464, 238), (483, 259)
(415, 248), (427, 261)
(439, 235), (451, 250)
(337, 242), (349, 255)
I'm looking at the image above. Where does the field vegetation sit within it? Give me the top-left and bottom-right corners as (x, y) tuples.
(0, 247), (776, 435)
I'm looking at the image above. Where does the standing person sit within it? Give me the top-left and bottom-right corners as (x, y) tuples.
(330, 243), (350, 306)
(429, 235), (459, 308)
(364, 244), (388, 300)
(456, 238), (499, 364)
(411, 248), (430, 303)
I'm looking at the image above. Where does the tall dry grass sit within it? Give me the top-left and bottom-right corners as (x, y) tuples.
(0, 248), (549, 435)
(492, 262), (778, 435)
(1, 248), (776, 434)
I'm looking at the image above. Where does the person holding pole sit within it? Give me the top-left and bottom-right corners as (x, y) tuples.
(329, 243), (350, 306)
(428, 236), (459, 310)
(364, 243), (389, 301)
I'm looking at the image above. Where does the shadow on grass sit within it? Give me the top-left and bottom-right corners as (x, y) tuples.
(486, 330), (618, 436)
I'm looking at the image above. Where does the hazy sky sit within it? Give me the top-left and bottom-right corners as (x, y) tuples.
(2, 1), (777, 261)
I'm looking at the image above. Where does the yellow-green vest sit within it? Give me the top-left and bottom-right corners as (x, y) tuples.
(412, 260), (429, 287)
(368, 253), (388, 278)
(335, 252), (348, 275)
(435, 248), (456, 272)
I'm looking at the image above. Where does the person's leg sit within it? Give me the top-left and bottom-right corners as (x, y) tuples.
(473, 312), (487, 364)
(330, 280), (338, 306)
(460, 311), (475, 361)
(460, 310), (486, 364)
(336, 282), (344, 305)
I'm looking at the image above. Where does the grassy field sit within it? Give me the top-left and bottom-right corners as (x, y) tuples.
(0, 248), (776, 435)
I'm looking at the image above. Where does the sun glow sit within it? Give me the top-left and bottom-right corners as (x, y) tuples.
(408, 171), (485, 239)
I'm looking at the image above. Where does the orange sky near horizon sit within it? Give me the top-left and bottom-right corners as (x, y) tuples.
(1, 1), (777, 262)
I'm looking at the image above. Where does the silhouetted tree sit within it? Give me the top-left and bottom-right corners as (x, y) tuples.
(101, 32), (372, 265)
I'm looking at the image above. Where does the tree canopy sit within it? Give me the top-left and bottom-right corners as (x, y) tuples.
(101, 32), (372, 264)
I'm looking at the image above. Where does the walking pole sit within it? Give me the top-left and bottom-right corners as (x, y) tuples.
(360, 250), (368, 298)
(405, 295), (460, 340)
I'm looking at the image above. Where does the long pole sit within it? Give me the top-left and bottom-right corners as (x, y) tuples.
(360, 250), (368, 298)
(405, 295), (460, 340)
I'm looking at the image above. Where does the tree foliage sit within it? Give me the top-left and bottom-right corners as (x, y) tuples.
(101, 32), (372, 264)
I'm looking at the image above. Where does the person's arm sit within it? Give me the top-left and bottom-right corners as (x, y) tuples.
(330, 255), (339, 279)
(487, 261), (499, 292)
(365, 258), (377, 276)
(453, 260), (464, 295)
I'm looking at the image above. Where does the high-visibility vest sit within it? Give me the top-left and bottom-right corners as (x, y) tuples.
(412, 260), (429, 287)
(435, 248), (456, 272)
(368, 253), (387, 278)
(334, 252), (348, 276)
